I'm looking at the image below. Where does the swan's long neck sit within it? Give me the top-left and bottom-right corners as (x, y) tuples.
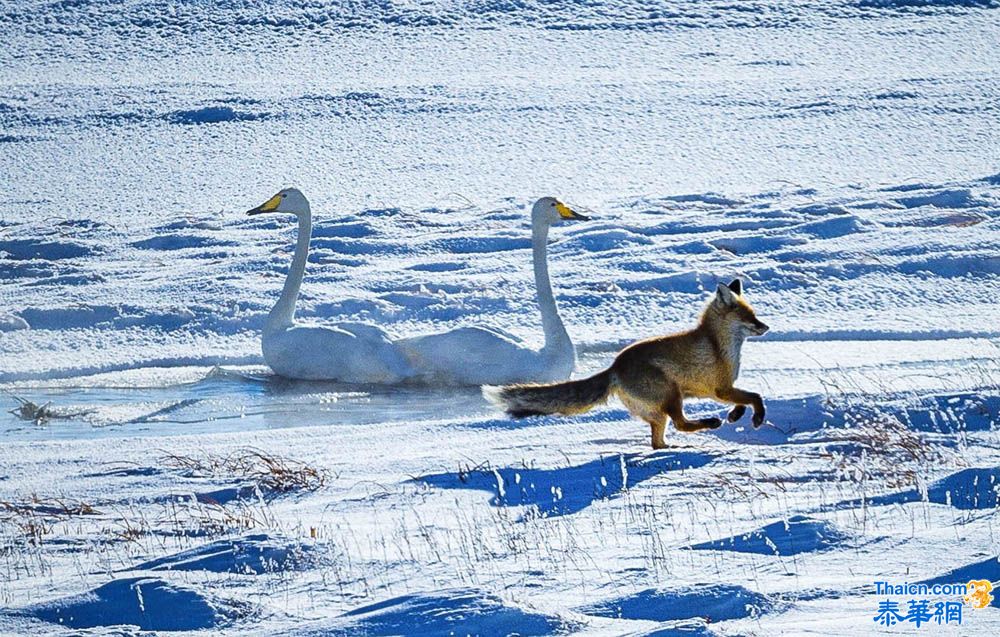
(266, 207), (312, 333)
(532, 221), (572, 361)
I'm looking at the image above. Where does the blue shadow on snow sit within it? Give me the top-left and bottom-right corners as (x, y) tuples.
(416, 451), (714, 518)
(579, 583), (776, 623)
(688, 515), (851, 556)
(832, 467), (1000, 512)
(289, 588), (569, 636)
(16, 577), (250, 630)
(920, 556), (1000, 608)
(128, 533), (315, 575)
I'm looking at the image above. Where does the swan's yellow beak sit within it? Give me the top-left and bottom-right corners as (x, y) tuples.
(247, 193), (283, 216)
(556, 201), (589, 221)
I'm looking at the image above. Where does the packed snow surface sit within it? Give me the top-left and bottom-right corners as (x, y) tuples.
(1, 0), (999, 635)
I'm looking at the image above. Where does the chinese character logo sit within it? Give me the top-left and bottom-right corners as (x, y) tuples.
(874, 600), (962, 627)
(874, 600), (905, 626)
(965, 580), (994, 610)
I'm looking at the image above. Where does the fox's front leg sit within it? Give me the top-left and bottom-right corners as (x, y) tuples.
(726, 404), (747, 423)
(716, 386), (766, 428)
(663, 391), (722, 433)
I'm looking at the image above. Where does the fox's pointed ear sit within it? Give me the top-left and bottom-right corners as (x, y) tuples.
(715, 282), (737, 306)
(728, 279), (742, 295)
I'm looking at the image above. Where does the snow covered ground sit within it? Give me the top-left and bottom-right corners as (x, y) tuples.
(2, 0), (999, 634)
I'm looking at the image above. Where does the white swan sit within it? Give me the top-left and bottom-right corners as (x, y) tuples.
(246, 188), (413, 382)
(396, 197), (589, 385)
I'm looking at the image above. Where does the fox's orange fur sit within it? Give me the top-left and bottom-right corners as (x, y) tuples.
(485, 279), (769, 449)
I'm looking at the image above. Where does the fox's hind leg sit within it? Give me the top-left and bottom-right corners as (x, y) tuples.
(620, 394), (669, 449)
(617, 363), (720, 443)
(645, 412), (669, 450)
(615, 363), (681, 448)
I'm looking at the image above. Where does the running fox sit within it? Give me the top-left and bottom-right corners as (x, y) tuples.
(484, 279), (769, 449)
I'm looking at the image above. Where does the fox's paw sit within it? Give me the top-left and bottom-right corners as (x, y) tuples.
(752, 408), (766, 429)
(727, 405), (747, 423)
(700, 417), (723, 430)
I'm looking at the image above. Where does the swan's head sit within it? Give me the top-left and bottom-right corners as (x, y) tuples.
(247, 188), (309, 217)
(532, 196), (589, 227)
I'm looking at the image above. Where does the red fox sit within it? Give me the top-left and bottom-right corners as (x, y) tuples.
(484, 279), (769, 449)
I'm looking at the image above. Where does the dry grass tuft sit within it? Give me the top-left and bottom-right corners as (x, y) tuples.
(6, 394), (58, 425)
(0, 496), (99, 546)
(4, 390), (94, 425)
(823, 406), (957, 489)
(160, 447), (327, 494)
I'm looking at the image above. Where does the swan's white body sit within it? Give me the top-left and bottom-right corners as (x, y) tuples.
(250, 190), (412, 383)
(396, 197), (581, 385)
(247, 190), (584, 385)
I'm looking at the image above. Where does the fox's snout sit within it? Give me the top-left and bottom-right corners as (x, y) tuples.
(752, 320), (769, 336)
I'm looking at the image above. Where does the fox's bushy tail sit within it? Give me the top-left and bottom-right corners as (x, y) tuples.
(483, 369), (614, 418)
